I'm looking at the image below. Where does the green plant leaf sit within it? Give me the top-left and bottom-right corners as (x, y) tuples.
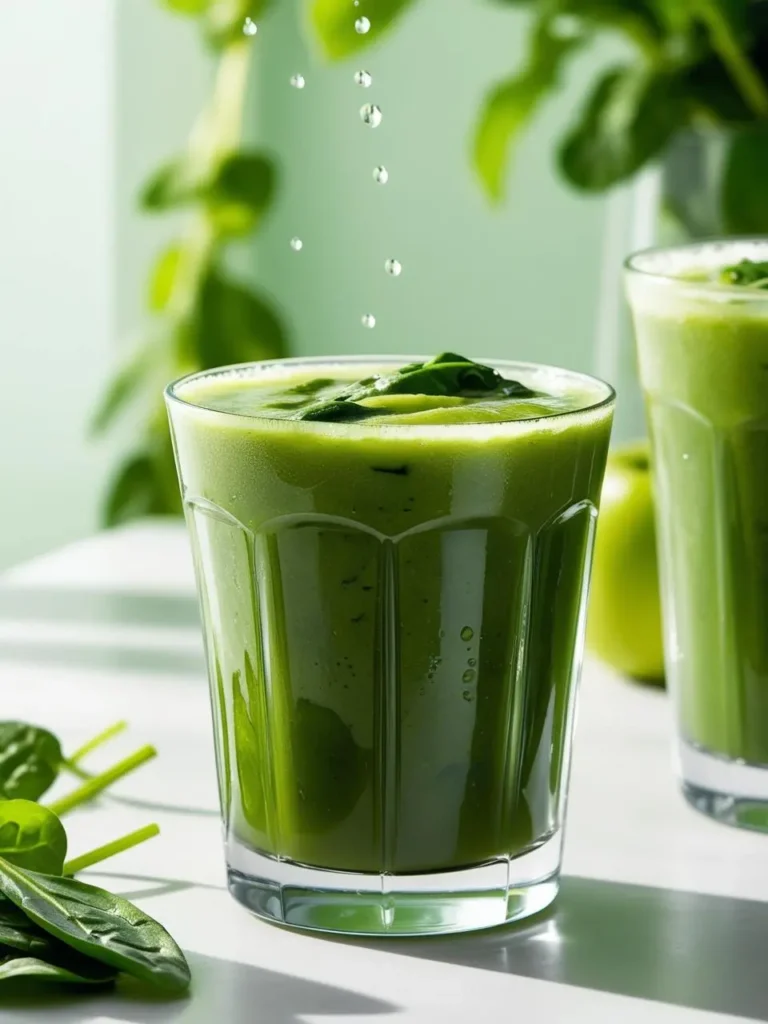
(206, 152), (276, 236)
(473, 17), (584, 201)
(206, 0), (272, 46)
(722, 128), (768, 233)
(0, 803), (67, 876)
(161, 0), (210, 14)
(103, 454), (160, 527)
(90, 340), (157, 436)
(0, 954), (117, 986)
(195, 268), (288, 367)
(149, 245), (183, 311)
(141, 158), (200, 212)
(0, 859), (191, 993)
(309, 0), (418, 60)
(558, 64), (688, 191)
(0, 723), (62, 802)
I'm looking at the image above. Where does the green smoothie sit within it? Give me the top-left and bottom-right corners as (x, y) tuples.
(167, 355), (613, 874)
(628, 248), (768, 764)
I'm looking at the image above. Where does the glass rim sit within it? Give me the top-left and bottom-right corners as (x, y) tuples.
(164, 355), (616, 432)
(625, 236), (768, 302)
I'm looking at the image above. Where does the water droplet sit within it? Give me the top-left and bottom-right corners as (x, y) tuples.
(462, 690), (474, 703)
(439, 629), (445, 639)
(243, 17), (258, 36)
(385, 258), (402, 277)
(460, 627), (474, 642)
(362, 313), (376, 328)
(290, 74), (305, 89)
(468, 658), (477, 667)
(360, 103), (382, 128)
(290, 237), (303, 252)
(355, 70), (372, 88)
(462, 669), (476, 684)
(419, 687), (425, 697)
(683, 453), (690, 461)
(355, 16), (371, 34)
(373, 165), (389, 184)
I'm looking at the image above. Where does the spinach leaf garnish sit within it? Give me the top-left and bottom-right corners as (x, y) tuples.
(720, 258), (768, 287)
(297, 352), (536, 423)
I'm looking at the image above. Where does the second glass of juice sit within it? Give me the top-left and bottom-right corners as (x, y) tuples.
(627, 240), (768, 829)
(166, 356), (614, 935)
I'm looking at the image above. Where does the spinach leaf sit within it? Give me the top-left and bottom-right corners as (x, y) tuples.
(0, 723), (62, 802)
(0, 896), (55, 957)
(719, 257), (768, 286)
(297, 352), (535, 423)
(0, 859), (190, 993)
(0, 802), (67, 875)
(0, 954), (117, 986)
(474, 14), (584, 201)
(559, 64), (689, 191)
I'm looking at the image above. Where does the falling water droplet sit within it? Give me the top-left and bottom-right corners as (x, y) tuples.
(462, 690), (474, 703)
(462, 669), (476, 684)
(373, 165), (389, 184)
(290, 74), (305, 89)
(354, 70), (372, 88)
(290, 237), (303, 252)
(460, 627), (474, 642)
(385, 258), (402, 277)
(468, 657), (477, 667)
(360, 104), (382, 128)
(243, 17), (258, 36)
(355, 16), (371, 34)
(362, 313), (376, 329)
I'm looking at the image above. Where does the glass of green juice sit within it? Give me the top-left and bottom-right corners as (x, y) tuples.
(165, 354), (614, 935)
(627, 240), (768, 830)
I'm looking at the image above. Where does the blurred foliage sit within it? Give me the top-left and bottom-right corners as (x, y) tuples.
(314, 0), (768, 220)
(97, 0), (768, 525)
(94, 0), (287, 526)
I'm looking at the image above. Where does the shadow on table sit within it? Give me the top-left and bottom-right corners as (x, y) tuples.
(0, 951), (397, 1022)
(354, 875), (768, 1021)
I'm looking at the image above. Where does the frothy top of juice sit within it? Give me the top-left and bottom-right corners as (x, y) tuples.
(174, 357), (610, 429)
(627, 240), (768, 319)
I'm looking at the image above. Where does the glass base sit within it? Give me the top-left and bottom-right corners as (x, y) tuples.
(226, 834), (562, 937)
(679, 738), (768, 832)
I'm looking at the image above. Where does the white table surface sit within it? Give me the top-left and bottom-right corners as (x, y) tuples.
(1, 520), (767, 1023)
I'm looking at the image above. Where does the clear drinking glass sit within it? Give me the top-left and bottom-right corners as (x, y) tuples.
(166, 356), (614, 935)
(627, 241), (768, 830)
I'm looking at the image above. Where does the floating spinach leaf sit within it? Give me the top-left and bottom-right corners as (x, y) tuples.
(719, 258), (768, 286)
(297, 352), (536, 423)
(0, 802), (67, 875)
(292, 699), (369, 832)
(0, 954), (117, 986)
(0, 723), (62, 802)
(0, 859), (190, 993)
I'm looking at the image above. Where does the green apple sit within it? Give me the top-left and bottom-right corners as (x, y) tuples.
(587, 439), (665, 683)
